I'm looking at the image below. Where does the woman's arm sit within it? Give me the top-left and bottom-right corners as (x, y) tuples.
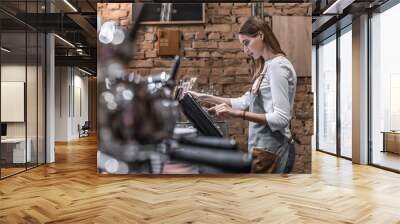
(264, 62), (292, 131)
(242, 111), (267, 124)
(208, 103), (267, 124)
(188, 91), (231, 106)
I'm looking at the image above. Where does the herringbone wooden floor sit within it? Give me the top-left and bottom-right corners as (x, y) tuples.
(1, 135), (400, 224)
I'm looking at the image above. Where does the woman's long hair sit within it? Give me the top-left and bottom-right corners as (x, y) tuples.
(239, 16), (286, 82)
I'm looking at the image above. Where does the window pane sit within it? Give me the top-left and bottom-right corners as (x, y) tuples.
(27, 31), (38, 169)
(318, 37), (337, 154)
(371, 3), (400, 171)
(1, 28), (28, 178)
(38, 32), (46, 165)
(340, 28), (352, 158)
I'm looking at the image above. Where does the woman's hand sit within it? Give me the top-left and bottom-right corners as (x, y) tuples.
(184, 90), (232, 106)
(208, 103), (241, 118)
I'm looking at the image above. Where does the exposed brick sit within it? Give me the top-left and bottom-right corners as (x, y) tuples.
(220, 3), (233, 7)
(232, 7), (252, 16)
(223, 67), (236, 76)
(207, 3), (220, 8)
(217, 8), (231, 16)
(223, 53), (237, 59)
(186, 67), (199, 76)
(145, 50), (157, 58)
(205, 24), (231, 32)
(176, 68), (187, 79)
(210, 75), (235, 84)
(211, 59), (223, 67)
(181, 59), (206, 68)
(297, 135), (311, 145)
(236, 67), (250, 75)
(229, 127), (245, 135)
(195, 31), (206, 40)
(223, 83), (251, 95)
(237, 16), (248, 25)
(144, 33), (155, 41)
(232, 135), (248, 152)
(183, 32), (195, 41)
(199, 68), (211, 76)
(184, 50), (197, 58)
(118, 3), (129, 10)
(139, 42), (154, 50)
(296, 85), (307, 92)
(218, 41), (242, 50)
(198, 52), (211, 58)
(153, 59), (174, 67)
(231, 24), (241, 33)
(144, 26), (155, 33)
(221, 32), (235, 40)
(236, 52), (248, 59)
(223, 59), (247, 67)
(233, 3), (249, 7)
(235, 75), (251, 83)
(181, 26), (204, 33)
(207, 32), (221, 40)
(108, 10), (128, 20)
(211, 68), (223, 75)
(211, 16), (236, 24)
(120, 19), (130, 27)
(183, 41), (192, 49)
(129, 59), (153, 68)
(196, 75), (209, 84)
(107, 3), (120, 10)
(150, 68), (164, 74)
(133, 51), (145, 60)
(192, 41), (218, 49)
(211, 51), (223, 58)
(97, 3), (105, 9)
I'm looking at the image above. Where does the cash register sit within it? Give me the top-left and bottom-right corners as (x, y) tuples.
(178, 92), (224, 138)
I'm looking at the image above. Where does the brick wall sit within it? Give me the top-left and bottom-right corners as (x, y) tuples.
(98, 3), (312, 173)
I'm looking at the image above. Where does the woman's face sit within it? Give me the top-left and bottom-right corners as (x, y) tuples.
(238, 33), (264, 59)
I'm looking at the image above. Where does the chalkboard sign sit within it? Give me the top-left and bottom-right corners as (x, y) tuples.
(137, 3), (205, 25)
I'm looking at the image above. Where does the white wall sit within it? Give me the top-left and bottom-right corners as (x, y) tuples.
(1, 63), (46, 164)
(55, 67), (89, 141)
(1, 65), (26, 140)
(55, 66), (69, 141)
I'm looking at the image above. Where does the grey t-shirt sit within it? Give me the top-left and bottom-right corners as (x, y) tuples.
(230, 56), (297, 150)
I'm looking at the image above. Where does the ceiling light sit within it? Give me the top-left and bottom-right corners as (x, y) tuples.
(54, 34), (75, 48)
(1, 47), (11, 53)
(78, 67), (93, 76)
(323, 0), (355, 15)
(63, 0), (78, 12)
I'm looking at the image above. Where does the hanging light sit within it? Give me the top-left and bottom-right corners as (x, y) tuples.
(63, 0), (78, 12)
(54, 34), (75, 48)
(1, 47), (11, 53)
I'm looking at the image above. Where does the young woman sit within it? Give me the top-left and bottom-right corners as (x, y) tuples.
(189, 16), (297, 173)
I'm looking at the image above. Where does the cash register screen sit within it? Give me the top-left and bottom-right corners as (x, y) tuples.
(179, 93), (224, 138)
